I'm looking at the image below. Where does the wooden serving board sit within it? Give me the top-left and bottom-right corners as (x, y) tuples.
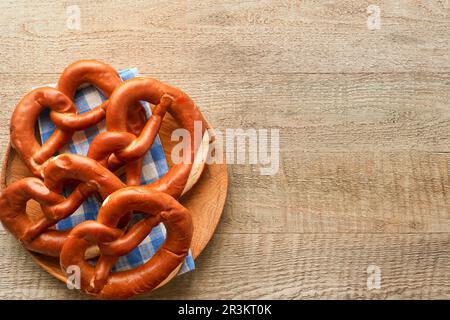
(0, 112), (228, 295)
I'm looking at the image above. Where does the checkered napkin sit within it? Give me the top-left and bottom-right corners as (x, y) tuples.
(37, 68), (195, 273)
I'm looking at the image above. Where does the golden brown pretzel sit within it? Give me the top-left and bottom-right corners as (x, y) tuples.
(57, 60), (149, 185)
(87, 93), (172, 186)
(89, 77), (209, 198)
(0, 154), (126, 256)
(0, 177), (81, 256)
(10, 87), (77, 177)
(60, 187), (193, 299)
(53, 59), (147, 135)
(10, 60), (147, 177)
(3, 61), (209, 299)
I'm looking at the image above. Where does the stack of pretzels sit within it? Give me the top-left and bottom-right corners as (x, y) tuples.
(0, 60), (210, 299)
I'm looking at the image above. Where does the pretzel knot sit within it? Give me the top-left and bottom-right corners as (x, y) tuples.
(87, 93), (173, 186)
(60, 187), (192, 299)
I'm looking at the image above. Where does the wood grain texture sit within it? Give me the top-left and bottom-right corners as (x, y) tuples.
(0, 0), (449, 74)
(1, 232), (450, 299)
(1, 0), (450, 299)
(1, 72), (450, 153)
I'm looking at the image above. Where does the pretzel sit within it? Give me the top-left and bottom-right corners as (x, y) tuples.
(2, 60), (211, 298)
(0, 154), (126, 256)
(60, 187), (192, 299)
(89, 77), (211, 198)
(10, 87), (77, 177)
(53, 59), (147, 135)
(10, 60), (147, 177)
(86, 93), (169, 186)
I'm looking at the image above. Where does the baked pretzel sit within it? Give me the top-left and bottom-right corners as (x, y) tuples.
(10, 87), (77, 177)
(87, 93), (172, 186)
(10, 60), (147, 177)
(2, 60), (210, 299)
(89, 77), (210, 198)
(53, 59), (147, 135)
(60, 187), (192, 299)
(0, 154), (125, 256)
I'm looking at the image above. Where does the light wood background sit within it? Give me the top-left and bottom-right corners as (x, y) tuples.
(1, 0), (450, 299)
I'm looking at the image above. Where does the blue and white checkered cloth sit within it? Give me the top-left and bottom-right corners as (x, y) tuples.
(37, 68), (195, 274)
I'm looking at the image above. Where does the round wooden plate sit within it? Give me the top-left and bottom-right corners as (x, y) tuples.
(0, 112), (228, 295)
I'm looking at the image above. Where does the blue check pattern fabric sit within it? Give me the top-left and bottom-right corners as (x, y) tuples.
(37, 68), (194, 274)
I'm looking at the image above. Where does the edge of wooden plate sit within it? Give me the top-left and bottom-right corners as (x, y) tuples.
(1, 112), (228, 297)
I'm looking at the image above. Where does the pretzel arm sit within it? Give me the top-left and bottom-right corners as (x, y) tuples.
(49, 100), (108, 131)
(99, 215), (162, 257)
(113, 95), (171, 163)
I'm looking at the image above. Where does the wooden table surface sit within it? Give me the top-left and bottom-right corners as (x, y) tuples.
(1, 0), (450, 299)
